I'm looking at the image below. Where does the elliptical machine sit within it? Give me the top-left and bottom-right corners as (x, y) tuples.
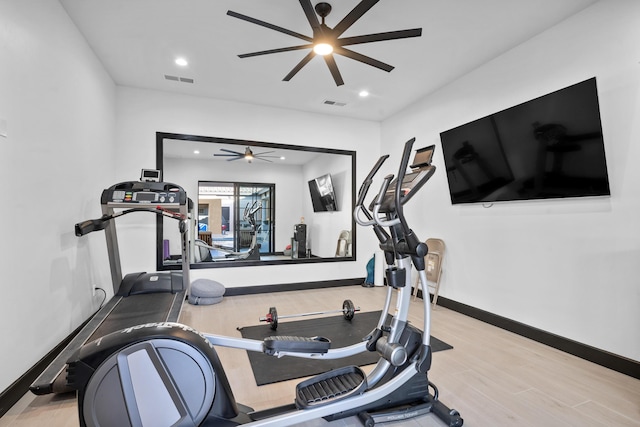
(66, 139), (463, 427)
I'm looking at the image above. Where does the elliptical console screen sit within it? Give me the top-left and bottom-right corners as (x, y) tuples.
(375, 168), (434, 213)
(371, 145), (436, 213)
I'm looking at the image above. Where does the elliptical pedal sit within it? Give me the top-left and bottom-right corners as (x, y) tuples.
(295, 366), (367, 408)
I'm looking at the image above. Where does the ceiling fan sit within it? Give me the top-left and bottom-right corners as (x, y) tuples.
(214, 147), (280, 163)
(227, 0), (422, 86)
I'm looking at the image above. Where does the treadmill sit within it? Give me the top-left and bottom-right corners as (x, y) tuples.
(30, 170), (189, 395)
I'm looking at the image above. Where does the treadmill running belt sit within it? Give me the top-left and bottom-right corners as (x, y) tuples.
(88, 292), (180, 342)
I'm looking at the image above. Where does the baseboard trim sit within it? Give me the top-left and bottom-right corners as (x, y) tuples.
(433, 295), (640, 380)
(224, 277), (365, 296)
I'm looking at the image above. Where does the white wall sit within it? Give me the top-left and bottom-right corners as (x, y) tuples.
(115, 87), (381, 288)
(0, 1), (116, 391)
(381, 0), (640, 362)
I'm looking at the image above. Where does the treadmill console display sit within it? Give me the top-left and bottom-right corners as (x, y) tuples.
(109, 190), (178, 204)
(102, 181), (187, 207)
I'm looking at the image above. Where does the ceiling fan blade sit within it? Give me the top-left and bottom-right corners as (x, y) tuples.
(254, 157), (274, 163)
(299, 0), (321, 30)
(239, 44), (313, 58)
(338, 28), (422, 47)
(334, 46), (394, 72)
(324, 54), (344, 86)
(219, 148), (244, 155)
(227, 10), (313, 42)
(214, 154), (240, 157)
(253, 150), (276, 156)
(283, 51), (316, 81)
(332, 0), (380, 37)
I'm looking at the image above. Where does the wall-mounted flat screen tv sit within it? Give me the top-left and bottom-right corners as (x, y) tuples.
(308, 173), (338, 212)
(440, 77), (610, 205)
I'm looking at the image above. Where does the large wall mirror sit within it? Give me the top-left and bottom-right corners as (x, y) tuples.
(156, 132), (356, 270)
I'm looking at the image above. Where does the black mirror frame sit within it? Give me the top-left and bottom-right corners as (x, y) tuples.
(155, 131), (357, 270)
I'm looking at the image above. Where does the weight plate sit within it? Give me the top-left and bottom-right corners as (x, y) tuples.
(343, 299), (355, 320)
(269, 306), (278, 330)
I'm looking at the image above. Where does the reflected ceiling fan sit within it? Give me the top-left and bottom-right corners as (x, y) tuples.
(227, 0), (422, 86)
(214, 147), (280, 163)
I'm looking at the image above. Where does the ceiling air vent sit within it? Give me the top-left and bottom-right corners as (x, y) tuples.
(164, 74), (194, 84)
(323, 99), (347, 107)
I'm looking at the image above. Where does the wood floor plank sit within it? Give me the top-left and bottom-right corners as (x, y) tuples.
(573, 399), (640, 427)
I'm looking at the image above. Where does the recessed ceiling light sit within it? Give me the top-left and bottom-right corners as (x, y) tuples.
(175, 57), (188, 66)
(359, 90), (370, 97)
(193, 150), (200, 154)
(280, 156), (286, 160)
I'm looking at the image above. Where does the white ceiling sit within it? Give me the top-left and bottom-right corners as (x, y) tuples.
(60, 0), (597, 122)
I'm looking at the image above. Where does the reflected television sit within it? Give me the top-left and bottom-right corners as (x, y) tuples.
(308, 173), (338, 212)
(440, 77), (610, 205)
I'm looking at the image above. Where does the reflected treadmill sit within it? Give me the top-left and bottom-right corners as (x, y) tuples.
(30, 177), (190, 395)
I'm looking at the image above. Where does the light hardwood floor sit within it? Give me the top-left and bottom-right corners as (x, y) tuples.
(2, 285), (639, 426)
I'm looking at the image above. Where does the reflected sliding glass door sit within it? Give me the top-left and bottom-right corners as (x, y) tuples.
(198, 181), (274, 255)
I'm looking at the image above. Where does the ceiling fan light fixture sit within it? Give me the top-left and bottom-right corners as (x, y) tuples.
(244, 147), (255, 161)
(313, 42), (333, 56)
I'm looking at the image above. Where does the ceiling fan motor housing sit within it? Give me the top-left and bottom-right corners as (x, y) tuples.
(315, 2), (332, 20)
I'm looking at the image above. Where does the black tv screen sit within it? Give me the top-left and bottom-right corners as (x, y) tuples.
(308, 173), (338, 212)
(440, 77), (610, 205)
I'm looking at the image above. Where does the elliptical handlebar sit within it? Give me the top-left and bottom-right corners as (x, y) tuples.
(371, 174), (401, 227)
(353, 154), (389, 227)
(356, 154), (389, 207)
(243, 200), (261, 219)
(393, 138), (417, 234)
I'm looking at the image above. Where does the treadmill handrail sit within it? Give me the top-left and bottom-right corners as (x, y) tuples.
(75, 206), (186, 237)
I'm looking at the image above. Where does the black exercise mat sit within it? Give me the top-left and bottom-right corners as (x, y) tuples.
(237, 310), (452, 386)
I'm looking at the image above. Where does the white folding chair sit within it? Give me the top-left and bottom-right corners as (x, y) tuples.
(335, 230), (351, 257)
(413, 238), (445, 307)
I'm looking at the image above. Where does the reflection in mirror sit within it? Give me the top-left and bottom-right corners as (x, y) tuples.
(195, 181), (274, 262)
(156, 132), (356, 269)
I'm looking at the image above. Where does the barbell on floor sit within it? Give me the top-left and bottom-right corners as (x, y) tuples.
(259, 299), (360, 330)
